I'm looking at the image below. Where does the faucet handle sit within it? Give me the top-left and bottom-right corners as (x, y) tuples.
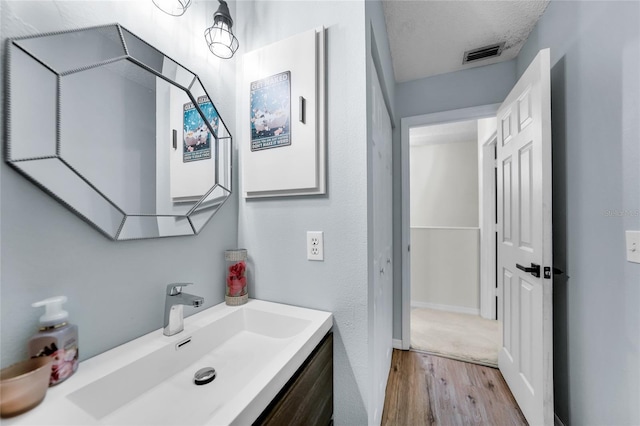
(167, 283), (193, 296)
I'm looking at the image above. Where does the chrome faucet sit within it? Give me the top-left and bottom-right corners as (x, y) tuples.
(163, 283), (204, 336)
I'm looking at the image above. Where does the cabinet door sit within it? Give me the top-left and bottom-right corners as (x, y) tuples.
(254, 333), (333, 426)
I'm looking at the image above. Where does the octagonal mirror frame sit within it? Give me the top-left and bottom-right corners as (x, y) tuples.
(5, 24), (233, 240)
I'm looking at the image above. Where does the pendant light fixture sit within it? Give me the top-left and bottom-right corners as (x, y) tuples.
(152, 0), (191, 16)
(204, 0), (239, 59)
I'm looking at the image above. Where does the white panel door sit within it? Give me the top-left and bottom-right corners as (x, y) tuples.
(497, 49), (553, 426)
(370, 58), (393, 426)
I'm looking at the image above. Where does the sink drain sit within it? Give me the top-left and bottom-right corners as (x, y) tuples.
(194, 367), (217, 385)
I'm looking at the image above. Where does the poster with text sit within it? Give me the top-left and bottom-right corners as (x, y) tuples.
(183, 96), (219, 162)
(250, 71), (291, 151)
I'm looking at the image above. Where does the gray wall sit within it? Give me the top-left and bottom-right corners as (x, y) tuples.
(395, 59), (516, 120)
(235, 2), (369, 424)
(0, 0), (238, 366)
(517, 1), (640, 424)
(392, 62), (516, 338)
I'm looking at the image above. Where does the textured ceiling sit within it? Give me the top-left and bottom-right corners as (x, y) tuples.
(383, 0), (549, 83)
(410, 119), (477, 146)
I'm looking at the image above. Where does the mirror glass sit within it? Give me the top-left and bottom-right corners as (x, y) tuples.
(6, 24), (232, 240)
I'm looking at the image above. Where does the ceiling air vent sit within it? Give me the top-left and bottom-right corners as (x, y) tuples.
(462, 42), (505, 64)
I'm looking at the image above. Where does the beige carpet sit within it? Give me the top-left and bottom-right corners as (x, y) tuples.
(411, 307), (501, 367)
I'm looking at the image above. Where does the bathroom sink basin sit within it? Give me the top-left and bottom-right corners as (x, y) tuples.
(5, 300), (332, 425)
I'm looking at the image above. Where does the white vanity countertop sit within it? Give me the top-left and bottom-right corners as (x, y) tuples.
(4, 299), (333, 426)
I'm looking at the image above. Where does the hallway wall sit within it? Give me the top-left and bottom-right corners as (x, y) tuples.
(410, 140), (479, 228)
(409, 137), (480, 313)
(517, 1), (640, 424)
(410, 227), (480, 313)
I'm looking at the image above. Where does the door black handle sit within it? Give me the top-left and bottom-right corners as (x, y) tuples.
(516, 262), (540, 278)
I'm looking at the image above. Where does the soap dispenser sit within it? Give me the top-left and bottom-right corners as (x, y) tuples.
(28, 296), (79, 386)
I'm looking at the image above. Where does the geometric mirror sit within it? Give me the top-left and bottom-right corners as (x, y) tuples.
(5, 24), (232, 240)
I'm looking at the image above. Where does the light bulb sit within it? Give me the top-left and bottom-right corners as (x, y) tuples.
(204, 0), (239, 59)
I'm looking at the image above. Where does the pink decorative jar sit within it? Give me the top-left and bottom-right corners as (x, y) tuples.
(225, 249), (248, 305)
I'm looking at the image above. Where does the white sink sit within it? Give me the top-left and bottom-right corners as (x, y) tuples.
(6, 300), (332, 425)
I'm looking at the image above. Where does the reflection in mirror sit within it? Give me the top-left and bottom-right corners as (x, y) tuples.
(8, 47), (58, 160)
(17, 159), (125, 237)
(120, 28), (195, 89)
(190, 185), (232, 234)
(6, 24), (233, 240)
(14, 25), (126, 75)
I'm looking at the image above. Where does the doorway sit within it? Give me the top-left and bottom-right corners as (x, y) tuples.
(406, 113), (501, 366)
(400, 104), (500, 351)
(399, 50), (554, 426)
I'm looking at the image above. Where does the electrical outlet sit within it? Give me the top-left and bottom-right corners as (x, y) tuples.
(307, 231), (324, 261)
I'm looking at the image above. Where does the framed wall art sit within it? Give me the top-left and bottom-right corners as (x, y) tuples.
(183, 95), (218, 163)
(250, 71), (291, 152)
(241, 27), (326, 198)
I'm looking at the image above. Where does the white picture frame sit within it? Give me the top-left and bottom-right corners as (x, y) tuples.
(241, 27), (326, 198)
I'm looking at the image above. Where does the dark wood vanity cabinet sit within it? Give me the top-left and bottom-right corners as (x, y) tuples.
(254, 332), (333, 426)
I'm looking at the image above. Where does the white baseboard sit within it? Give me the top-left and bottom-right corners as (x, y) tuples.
(392, 339), (403, 349)
(411, 301), (480, 316)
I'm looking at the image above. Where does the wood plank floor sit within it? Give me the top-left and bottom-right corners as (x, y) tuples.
(382, 350), (527, 426)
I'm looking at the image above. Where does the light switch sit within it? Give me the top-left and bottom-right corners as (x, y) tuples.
(626, 231), (640, 263)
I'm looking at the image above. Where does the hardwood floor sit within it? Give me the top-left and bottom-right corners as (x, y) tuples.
(382, 350), (527, 426)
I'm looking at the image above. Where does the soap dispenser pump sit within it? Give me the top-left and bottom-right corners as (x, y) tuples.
(28, 296), (79, 386)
